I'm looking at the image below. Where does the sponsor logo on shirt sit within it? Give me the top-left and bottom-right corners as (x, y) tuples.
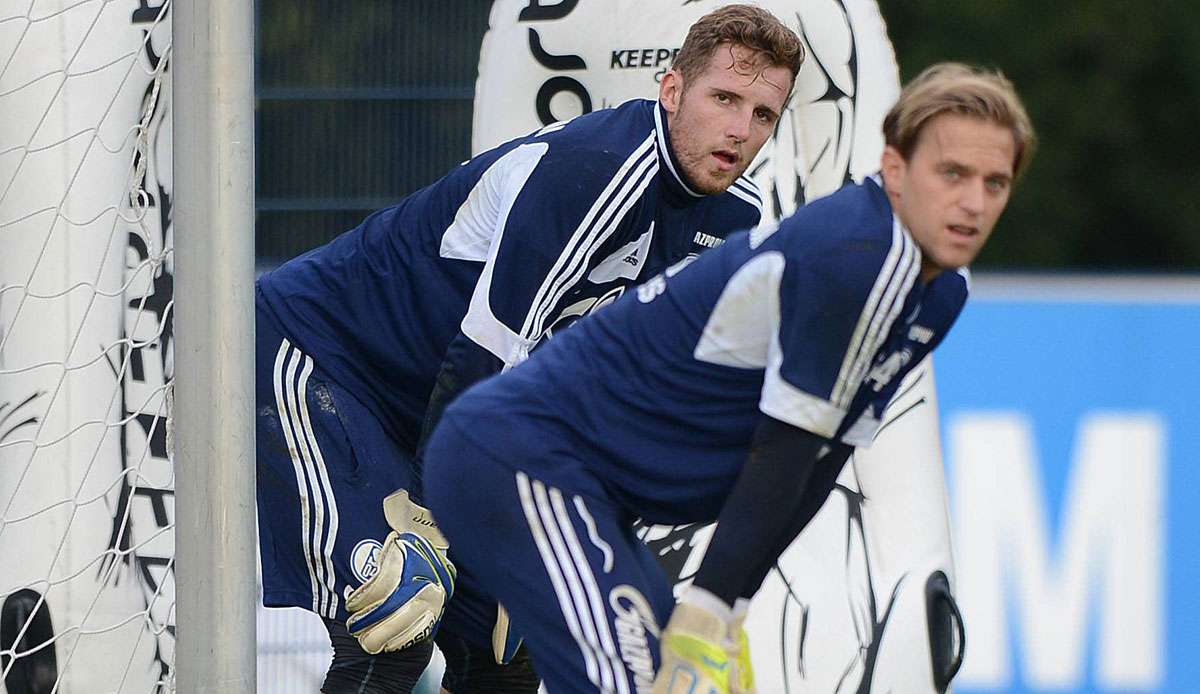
(609, 584), (659, 691)
(692, 231), (724, 249)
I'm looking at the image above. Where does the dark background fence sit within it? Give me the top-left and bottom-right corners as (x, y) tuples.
(255, 1), (491, 262)
(255, 1), (1199, 271)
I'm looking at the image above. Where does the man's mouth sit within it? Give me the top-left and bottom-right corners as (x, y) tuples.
(711, 150), (738, 171)
(947, 224), (978, 238)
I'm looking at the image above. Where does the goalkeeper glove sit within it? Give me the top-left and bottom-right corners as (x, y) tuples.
(345, 490), (456, 654)
(728, 601), (755, 694)
(652, 595), (736, 694)
(492, 603), (524, 665)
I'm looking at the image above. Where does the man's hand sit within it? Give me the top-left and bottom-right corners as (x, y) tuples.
(652, 602), (734, 694)
(345, 490), (456, 654)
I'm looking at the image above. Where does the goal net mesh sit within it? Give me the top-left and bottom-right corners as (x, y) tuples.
(0, 1), (175, 692)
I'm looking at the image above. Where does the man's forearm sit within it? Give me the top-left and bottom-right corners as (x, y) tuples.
(692, 415), (837, 606)
(736, 441), (852, 602)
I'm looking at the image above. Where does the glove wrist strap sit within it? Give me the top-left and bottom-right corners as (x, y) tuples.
(731, 597), (750, 624)
(680, 586), (736, 629)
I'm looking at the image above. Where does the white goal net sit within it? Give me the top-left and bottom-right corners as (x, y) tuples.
(0, 1), (175, 692)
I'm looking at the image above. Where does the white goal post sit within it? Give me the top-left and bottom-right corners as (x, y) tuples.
(171, 0), (256, 690)
(0, 0), (255, 691)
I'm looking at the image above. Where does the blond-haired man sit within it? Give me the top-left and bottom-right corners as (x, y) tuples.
(420, 62), (1034, 693)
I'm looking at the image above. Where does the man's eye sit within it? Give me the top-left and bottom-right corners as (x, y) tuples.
(715, 93), (731, 103)
(943, 168), (961, 180)
(985, 178), (1009, 193)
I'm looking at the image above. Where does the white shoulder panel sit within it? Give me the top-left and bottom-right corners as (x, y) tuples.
(693, 251), (784, 369)
(439, 142), (550, 262)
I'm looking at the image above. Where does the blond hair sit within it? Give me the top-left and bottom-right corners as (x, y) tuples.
(883, 62), (1036, 178)
(672, 5), (804, 85)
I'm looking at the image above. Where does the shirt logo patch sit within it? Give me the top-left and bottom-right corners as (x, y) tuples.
(692, 231), (724, 248)
(588, 225), (653, 284)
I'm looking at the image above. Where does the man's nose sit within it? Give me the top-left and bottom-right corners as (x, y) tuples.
(725, 109), (752, 143)
(959, 179), (985, 216)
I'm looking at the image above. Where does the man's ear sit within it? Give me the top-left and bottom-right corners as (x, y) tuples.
(659, 69), (683, 115)
(880, 145), (906, 196)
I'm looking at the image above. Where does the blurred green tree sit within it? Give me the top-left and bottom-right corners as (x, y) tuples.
(878, 0), (1200, 269)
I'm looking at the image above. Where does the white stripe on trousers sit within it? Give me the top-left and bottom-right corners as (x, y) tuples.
(518, 472), (631, 693)
(530, 481), (618, 694)
(280, 347), (333, 617)
(294, 354), (341, 617)
(517, 472), (603, 688)
(273, 339), (340, 618)
(548, 486), (630, 694)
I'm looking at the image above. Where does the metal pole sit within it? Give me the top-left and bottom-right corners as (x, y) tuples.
(173, 0), (257, 689)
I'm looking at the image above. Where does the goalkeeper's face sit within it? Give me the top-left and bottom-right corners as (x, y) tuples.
(660, 42), (792, 195)
(882, 112), (1017, 282)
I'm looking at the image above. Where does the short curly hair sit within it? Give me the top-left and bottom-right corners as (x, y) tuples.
(672, 5), (804, 87)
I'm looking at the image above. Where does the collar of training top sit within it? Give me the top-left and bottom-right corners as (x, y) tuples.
(654, 101), (705, 201)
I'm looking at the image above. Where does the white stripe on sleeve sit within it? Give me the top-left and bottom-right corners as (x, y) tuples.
(831, 219), (919, 407)
(522, 137), (658, 349)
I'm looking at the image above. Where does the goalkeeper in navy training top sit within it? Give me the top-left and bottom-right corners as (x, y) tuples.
(421, 62), (1035, 693)
(253, 5), (802, 692)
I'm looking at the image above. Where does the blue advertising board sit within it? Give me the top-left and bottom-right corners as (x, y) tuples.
(935, 277), (1200, 693)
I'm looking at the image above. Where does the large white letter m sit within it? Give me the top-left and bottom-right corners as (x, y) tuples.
(948, 412), (1164, 690)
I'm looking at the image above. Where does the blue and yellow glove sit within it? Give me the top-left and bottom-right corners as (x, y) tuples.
(653, 603), (732, 693)
(345, 490), (456, 654)
(652, 592), (757, 694)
